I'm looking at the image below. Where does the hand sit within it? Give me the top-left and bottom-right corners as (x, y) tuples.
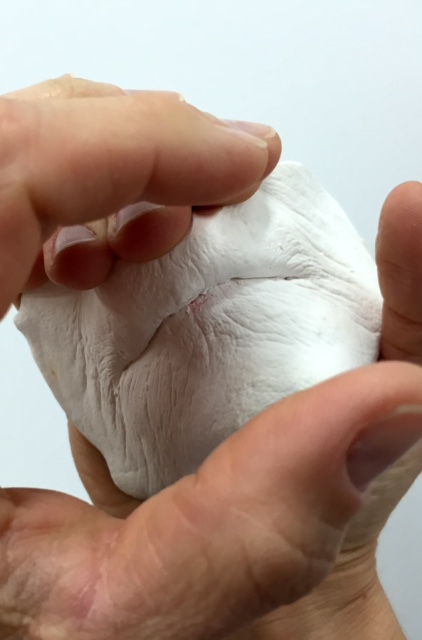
(2, 76), (280, 317)
(57, 87), (422, 637)
(2, 78), (422, 639)
(346, 179), (422, 548)
(233, 181), (422, 639)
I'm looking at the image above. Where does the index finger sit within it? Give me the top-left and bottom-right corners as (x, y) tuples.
(0, 95), (280, 318)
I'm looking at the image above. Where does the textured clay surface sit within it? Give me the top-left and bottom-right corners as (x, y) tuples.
(16, 162), (382, 498)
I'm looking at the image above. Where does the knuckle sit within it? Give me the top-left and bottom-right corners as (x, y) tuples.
(233, 510), (338, 613)
(48, 74), (79, 98)
(51, 75), (123, 99)
(46, 74), (97, 99)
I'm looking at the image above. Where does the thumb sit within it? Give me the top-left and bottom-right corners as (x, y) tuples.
(107, 361), (422, 640)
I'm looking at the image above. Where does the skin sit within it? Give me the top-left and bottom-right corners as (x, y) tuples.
(1, 77), (421, 639)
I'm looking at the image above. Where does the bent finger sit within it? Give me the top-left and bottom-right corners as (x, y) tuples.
(0, 96), (280, 317)
(108, 202), (192, 263)
(68, 423), (142, 518)
(43, 220), (114, 290)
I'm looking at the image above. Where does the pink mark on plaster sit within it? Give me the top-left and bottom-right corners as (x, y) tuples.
(188, 293), (209, 313)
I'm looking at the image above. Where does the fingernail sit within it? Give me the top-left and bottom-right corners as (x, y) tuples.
(113, 202), (163, 234)
(216, 120), (276, 149)
(54, 225), (96, 255)
(216, 125), (268, 149)
(222, 120), (277, 140)
(347, 405), (422, 491)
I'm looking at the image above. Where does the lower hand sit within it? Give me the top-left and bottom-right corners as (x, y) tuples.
(69, 179), (422, 640)
(232, 181), (422, 639)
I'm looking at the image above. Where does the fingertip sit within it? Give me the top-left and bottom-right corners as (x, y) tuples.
(221, 121), (282, 179)
(378, 181), (422, 261)
(213, 121), (281, 181)
(377, 180), (422, 268)
(141, 109), (280, 206)
(379, 180), (422, 232)
(263, 130), (282, 179)
(205, 131), (281, 208)
(377, 180), (422, 329)
(220, 182), (261, 207)
(108, 204), (192, 263)
(44, 228), (114, 290)
(383, 180), (422, 204)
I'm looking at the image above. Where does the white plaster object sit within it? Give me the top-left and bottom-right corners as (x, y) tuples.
(16, 162), (382, 499)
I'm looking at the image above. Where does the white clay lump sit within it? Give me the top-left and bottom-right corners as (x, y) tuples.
(16, 161), (382, 499)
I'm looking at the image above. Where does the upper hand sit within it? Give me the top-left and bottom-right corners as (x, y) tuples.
(1, 76), (279, 317)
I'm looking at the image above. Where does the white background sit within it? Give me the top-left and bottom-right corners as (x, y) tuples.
(0, 1), (421, 636)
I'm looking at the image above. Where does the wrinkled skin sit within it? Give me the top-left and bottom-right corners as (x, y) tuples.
(1, 76), (421, 639)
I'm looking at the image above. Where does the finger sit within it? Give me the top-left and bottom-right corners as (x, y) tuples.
(191, 183), (263, 219)
(68, 423), (141, 518)
(12, 81), (254, 291)
(15, 250), (48, 306)
(15, 96), (277, 214)
(376, 181), (422, 364)
(3, 75), (182, 104)
(35, 86), (187, 288)
(40, 188), (271, 293)
(23, 249), (47, 288)
(3, 74), (124, 100)
(200, 181), (262, 209)
(105, 361), (422, 638)
(341, 439), (422, 551)
(108, 203), (192, 263)
(0, 96), (280, 317)
(43, 220), (114, 290)
(6, 76), (122, 294)
(197, 115), (280, 192)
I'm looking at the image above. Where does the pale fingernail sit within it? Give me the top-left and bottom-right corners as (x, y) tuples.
(222, 120), (277, 140)
(113, 202), (163, 234)
(54, 225), (96, 256)
(124, 90), (186, 102)
(216, 124), (268, 149)
(347, 405), (422, 492)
